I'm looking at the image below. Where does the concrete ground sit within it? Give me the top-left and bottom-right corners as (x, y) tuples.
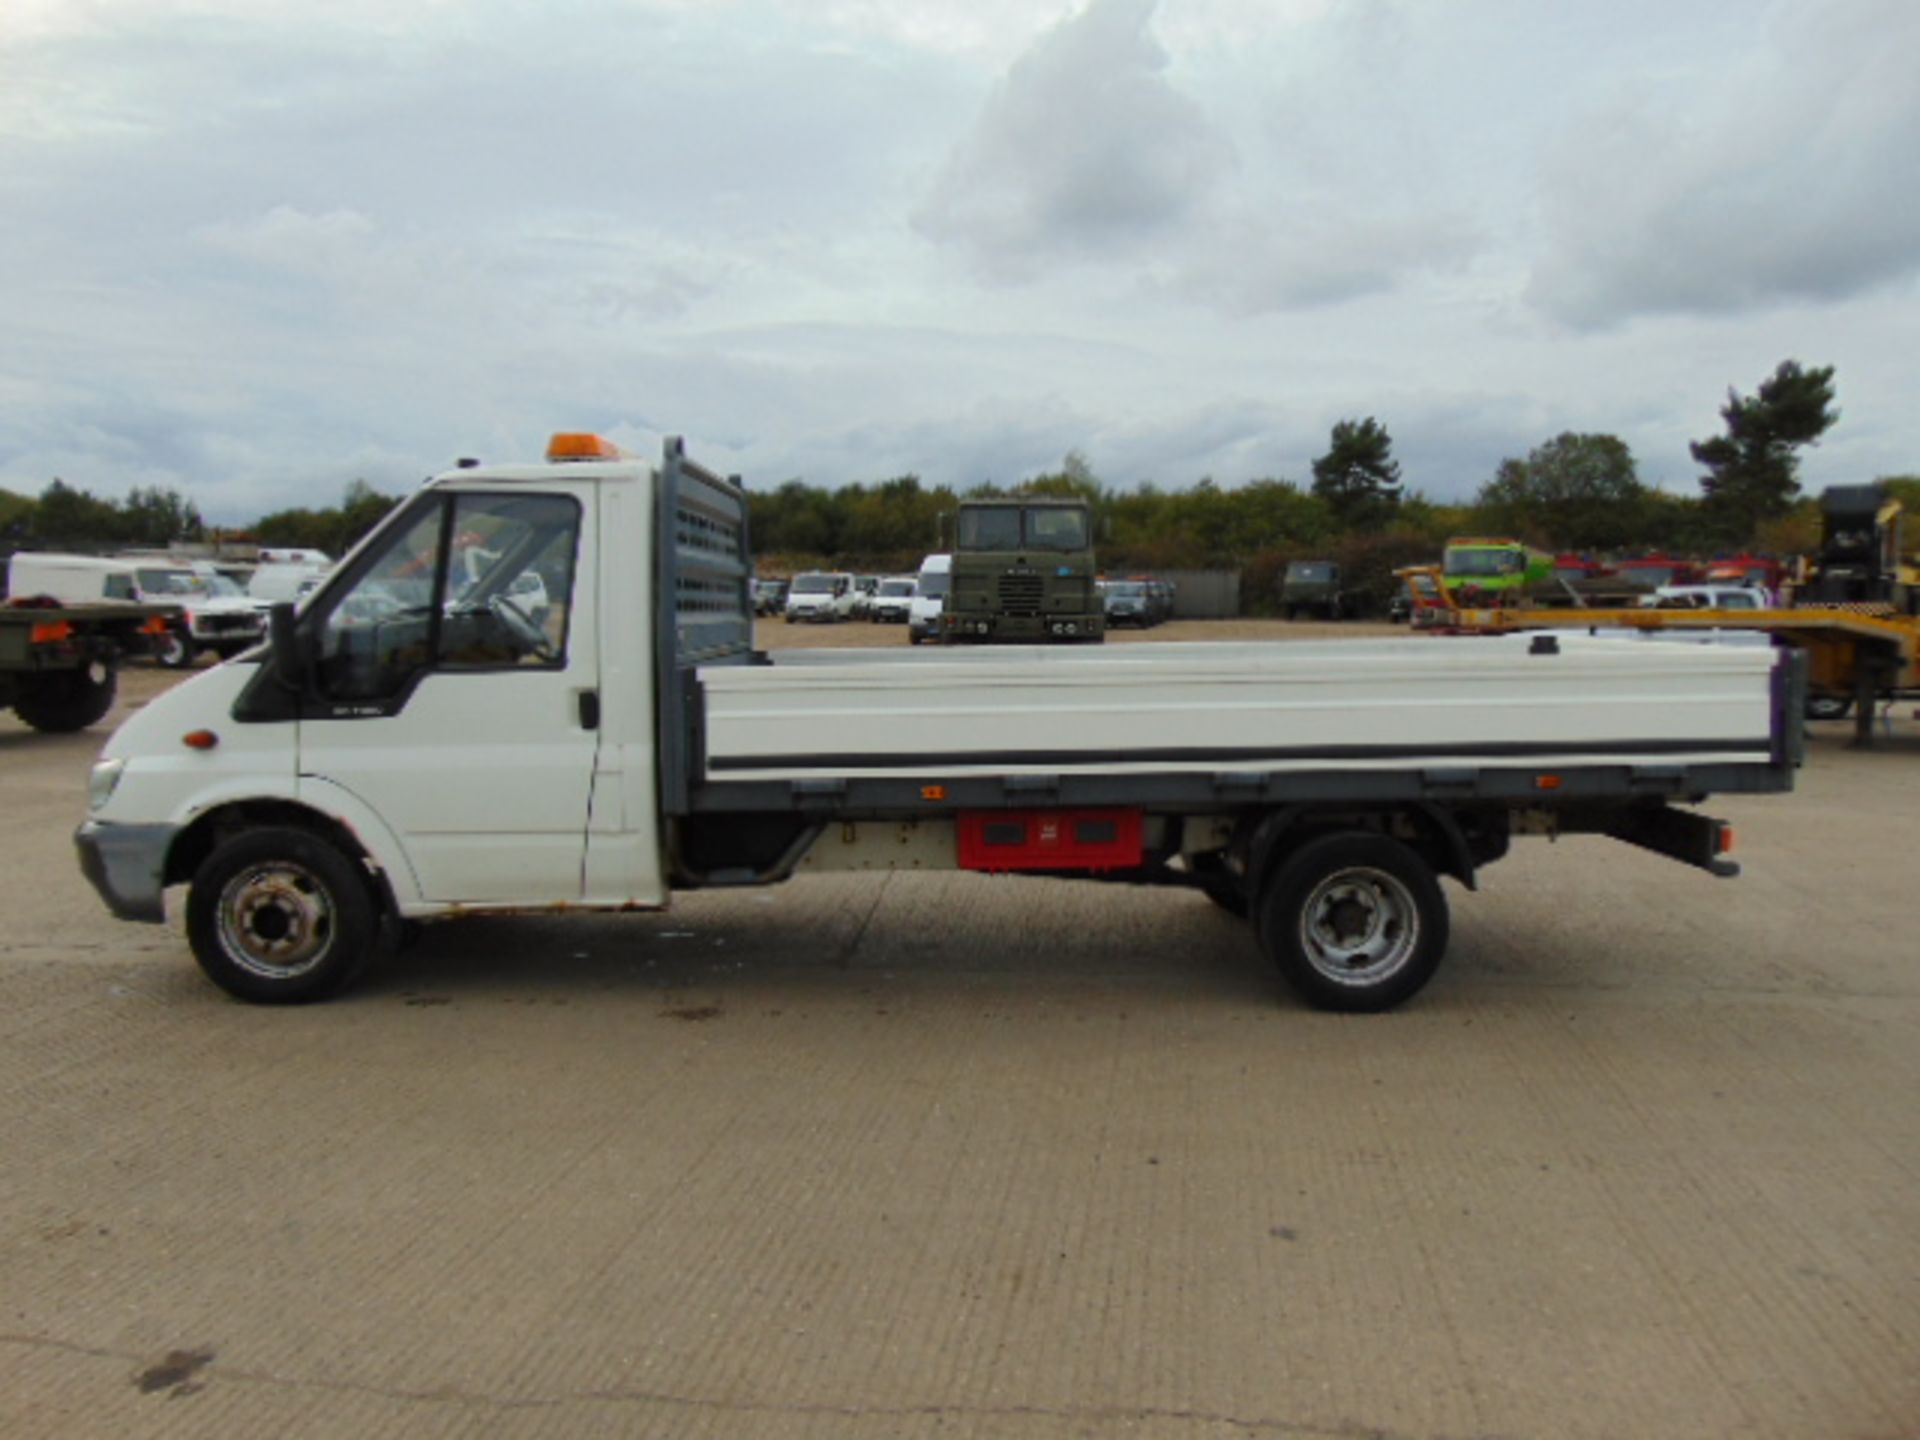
(2, 622), (1915, 1439)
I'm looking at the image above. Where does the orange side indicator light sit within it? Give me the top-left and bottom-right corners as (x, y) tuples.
(546, 432), (624, 462)
(29, 621), (73, 645)
(1534, 773), (1563, 791)
(140, 616), (170, 634)
(182, 730), (219, 750)
(920, 785), (947, 802)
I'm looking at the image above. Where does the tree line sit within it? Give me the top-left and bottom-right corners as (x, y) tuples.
(0, 477), (401, 561)
(7, 358), (1905, 613)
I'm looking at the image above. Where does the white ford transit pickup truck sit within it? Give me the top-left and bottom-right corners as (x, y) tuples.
(76, 434), (1801, 1011)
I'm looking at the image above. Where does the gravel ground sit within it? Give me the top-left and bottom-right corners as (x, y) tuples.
(2, 621), (1915, 1439)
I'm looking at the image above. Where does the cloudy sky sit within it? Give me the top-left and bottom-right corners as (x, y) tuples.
(4, 0), (1917, 522)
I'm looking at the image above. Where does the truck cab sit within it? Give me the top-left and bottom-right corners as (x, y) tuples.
(940, 499), (1102, 643)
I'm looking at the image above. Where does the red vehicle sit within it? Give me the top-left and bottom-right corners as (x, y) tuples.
(1553, 553), (1609, 580)
(1611, 554), (1702, 591)
(1702, 554), (1787, 594)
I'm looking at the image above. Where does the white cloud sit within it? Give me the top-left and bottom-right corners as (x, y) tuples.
(913, 0), (1231, 278)
(1529, 0), (1920, 328)
(2, 0), (1917, 521)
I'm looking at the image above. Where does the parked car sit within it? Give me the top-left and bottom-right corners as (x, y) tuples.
(1637, 585), (1765, 611)
(1144, 578), (1175, 625)
(1102, 580), (1153, 627)
(751, 578), (788, 616)
(870, 575), (916, 623)
(784, 571), (856, 623)
(908, 554), (950, 645)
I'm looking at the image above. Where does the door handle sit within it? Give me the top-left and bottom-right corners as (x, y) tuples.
(576, 689), (600, 731)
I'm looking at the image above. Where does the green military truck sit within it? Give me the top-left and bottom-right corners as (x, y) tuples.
(1280, 560), (1353, 619)
(939, 498), (1104, 644)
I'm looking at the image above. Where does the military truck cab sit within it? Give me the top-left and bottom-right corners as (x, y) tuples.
(940, 498), (1103, 644)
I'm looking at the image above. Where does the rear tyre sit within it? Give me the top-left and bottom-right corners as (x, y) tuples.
(186, 827), (379, 1004)
(1257, 832), (1448, 1012)
(12, 659), (118, 733)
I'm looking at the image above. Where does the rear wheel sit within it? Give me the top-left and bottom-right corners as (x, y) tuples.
(1257, 832), (1448, 1012)
(12, 659), (117, 732)
(185, 827), (379, 1003)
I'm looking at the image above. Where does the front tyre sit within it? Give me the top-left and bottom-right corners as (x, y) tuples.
(157, 627), (196, 669)
(1257, 832), (1448, 1012)
(186, 828), (379, 1003)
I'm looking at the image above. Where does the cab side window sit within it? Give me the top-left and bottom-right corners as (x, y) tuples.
(312, 492), (581, 704)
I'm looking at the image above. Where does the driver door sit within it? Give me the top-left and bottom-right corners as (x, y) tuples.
(296, 485), (600, 905)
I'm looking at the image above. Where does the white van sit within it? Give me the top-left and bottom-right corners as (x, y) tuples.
(247, 557), (334, 606)
(6, 552), (265, 668)
(784, 571), (856, 623)
(908, 553), (950, 645)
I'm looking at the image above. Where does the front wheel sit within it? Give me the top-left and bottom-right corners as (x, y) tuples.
(185, 828), (380, 1003)
(156, 627), (196, 669)
(1257, 832), (1448, 1012)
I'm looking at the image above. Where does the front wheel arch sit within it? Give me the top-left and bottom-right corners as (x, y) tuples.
(167, 801), (397, 921)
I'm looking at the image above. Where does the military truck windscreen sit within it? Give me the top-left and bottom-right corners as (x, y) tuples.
(956, 506), (1090, 552)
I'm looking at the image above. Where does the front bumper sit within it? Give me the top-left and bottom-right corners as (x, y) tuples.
(74, 819), (177, 923)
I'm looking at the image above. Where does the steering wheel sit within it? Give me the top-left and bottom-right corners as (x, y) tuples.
(487, 593), (556, 660)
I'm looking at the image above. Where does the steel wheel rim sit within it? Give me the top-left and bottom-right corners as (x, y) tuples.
(1297, 866), (1419, 986)
(217, 862), (336, 980)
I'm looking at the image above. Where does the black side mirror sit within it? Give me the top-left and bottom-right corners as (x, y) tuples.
(268, 602), (304, 690)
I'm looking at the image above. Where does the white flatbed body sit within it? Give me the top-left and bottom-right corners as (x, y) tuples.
(697, 636), (1780, 786)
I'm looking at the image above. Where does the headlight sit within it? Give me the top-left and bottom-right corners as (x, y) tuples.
(88, 758), (127, 812)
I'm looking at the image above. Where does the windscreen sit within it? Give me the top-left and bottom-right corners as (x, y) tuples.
(1444, 548), (1522, 577)
(1024, 508), (1088, 551)
(1617, 565), (1677, 586)
(137, 568), (204, 595)
(956, 507), (1022, 550)
(791, 574), (836, 593)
